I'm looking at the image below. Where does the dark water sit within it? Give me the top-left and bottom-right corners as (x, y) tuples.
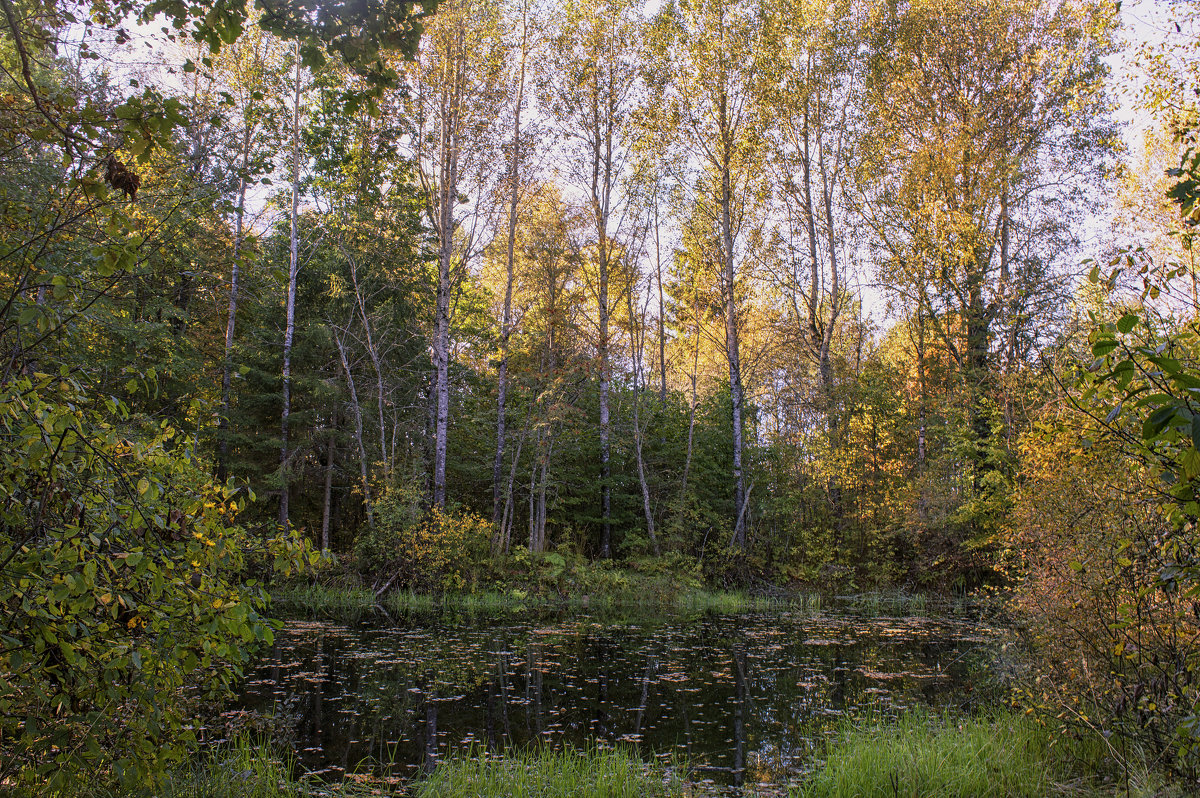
(235, 606), (1001, 795)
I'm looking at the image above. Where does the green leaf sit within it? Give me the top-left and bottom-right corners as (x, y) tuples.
(1116, 313), (1138, 334)
(1144, 405), (1178, 440)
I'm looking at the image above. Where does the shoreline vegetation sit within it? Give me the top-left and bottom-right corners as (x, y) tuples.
(27, 711), (1180, 798)
(269, 550), (947, 620)
(269, 578), (948, 619)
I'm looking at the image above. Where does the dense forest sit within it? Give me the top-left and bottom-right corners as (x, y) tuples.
(3, 0), (1200, 792)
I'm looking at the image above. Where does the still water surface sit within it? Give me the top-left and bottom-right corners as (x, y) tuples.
(237, 605), (1000, 794)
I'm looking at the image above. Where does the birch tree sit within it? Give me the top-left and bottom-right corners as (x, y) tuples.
(279, 43), (305, 528)
(649, 0), (771, 550)
(493, 0), (542, 526)
(406, 0), (505, 508)
(541, 0), (642, 557)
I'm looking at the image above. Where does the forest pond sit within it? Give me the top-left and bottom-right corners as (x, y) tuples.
(236, 604), (1003, 795)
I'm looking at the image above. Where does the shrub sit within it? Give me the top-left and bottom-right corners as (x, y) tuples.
(0, 378), (316, 790)
(358, 494), (492, 592)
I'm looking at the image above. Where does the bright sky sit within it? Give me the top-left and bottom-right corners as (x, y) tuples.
(71, 1), (1196, 335)
(1111, 0), (1194, 142)
(862, 0), (1195, 330)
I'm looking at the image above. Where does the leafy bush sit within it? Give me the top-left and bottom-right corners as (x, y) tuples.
(358, 495), (492, 592)
(1009, 120), (1200, 780)
(0, 377), (315, 790)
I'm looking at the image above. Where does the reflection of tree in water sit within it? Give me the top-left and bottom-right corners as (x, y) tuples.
(592, 635), (611, 740)
(732, 642), (747, 789)
(423, 673), (437, 773)
(236, 612), (999, 791)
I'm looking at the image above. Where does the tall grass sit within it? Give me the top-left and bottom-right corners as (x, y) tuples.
(840, 591), (929, 616)
(383, 589), (533, 615)
(150, 742), (311, 798)
(674, 590), (821, 613)
(415, 747), (685, 798)
(271, 583), (375, 617)
(12, 739), (374, 798)
(795, 709), (1099, 798)
(274, 581), (825, 619)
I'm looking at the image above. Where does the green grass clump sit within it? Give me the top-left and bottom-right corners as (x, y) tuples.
(796, 710), (1096, 798)
(675, 589), (820, 613)
(415, 747), (684, 798)
(383, 589), (535, 615)
(842, 591), (928, 616)
(149, 742), (309, 798)
(15, 739), (357, 798)
(271, 582), (375, 617)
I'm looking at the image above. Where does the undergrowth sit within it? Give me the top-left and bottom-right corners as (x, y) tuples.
(414, 747), (684, 798)
(796, 709), (1110, 798)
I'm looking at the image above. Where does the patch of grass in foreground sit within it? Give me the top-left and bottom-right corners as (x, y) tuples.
(12, 739), (366, 798)
(147, 742), (313, 798)
(415, 747), (685, 798)
(795, 709), (1101, 798)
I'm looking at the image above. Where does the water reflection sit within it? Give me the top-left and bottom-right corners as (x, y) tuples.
(237, 609), (999, 794)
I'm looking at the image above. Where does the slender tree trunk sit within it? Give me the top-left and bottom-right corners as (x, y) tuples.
(347, 253), (389, 474)
(720, 93), (746, 550)
(801, 102), (822, 340)
(335, 330), (373, 526)
(432, 53), (462, 509)
(818, 130), (843, 527)
(279, 46), (301, 529)
(1000, 181), (1016, 449)
(528, 430), (538, 552)
(591, 66), (619, 559)
(321, 426), (334, 551)
(916, 310), (927, 467)
(654, 195), (667, 403)
(681, 312), (701, 498)
(598, 260), (611, 558)
(494, 14), (528, 525)
(966, 272), (990, 484)
(915, 309), (929, 522)
(633, 363), (658, 555)
(628, 281), (659, 554)
(535, 436), (550, 552)
(500, 425), (526, 554)
(218, 126), (251, 483)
